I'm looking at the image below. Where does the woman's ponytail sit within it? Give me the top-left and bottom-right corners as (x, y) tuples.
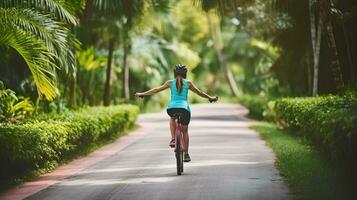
(174, 64), (187, 93)
(176, 76), (183, 93)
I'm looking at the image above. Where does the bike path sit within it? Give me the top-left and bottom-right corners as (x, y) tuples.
(14, 104), (290, 200)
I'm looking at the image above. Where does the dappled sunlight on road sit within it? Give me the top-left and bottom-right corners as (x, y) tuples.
(77, 159), (269, 176)
(58, 177), (177, 186)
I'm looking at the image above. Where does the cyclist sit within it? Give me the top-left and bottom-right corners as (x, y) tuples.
(135, 64), (218, 162)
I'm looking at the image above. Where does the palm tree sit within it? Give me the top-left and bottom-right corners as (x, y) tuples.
(309, 0), (344, 95)
(274, 0), (353, 94)
(119, 1), (145, 100)
(0, 0), (84, 100)
(76, 46), (106, 105)
(121, 1), (170, 100)
(198, 0), (356, 94)
(206, 11), (240, 96)
(322, 0), (345, 91)
(195, 0), (242, 96)
(91, 0), (143, 105)
(92, 0), (169, 105)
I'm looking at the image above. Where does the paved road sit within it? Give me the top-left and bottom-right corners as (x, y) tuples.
(27, 104), (290, 200)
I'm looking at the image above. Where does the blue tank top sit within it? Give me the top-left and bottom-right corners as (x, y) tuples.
(167, 79), (191, 112)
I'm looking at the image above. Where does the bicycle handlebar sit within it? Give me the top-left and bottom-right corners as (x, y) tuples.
(209, 96), (219, 103)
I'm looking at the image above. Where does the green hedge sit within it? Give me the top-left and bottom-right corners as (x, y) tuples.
(268, 95), (357, 163)
(0, 105), (139, 183)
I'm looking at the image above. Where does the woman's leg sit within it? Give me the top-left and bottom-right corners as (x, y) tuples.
(182, 125), (189, 153)
(169, 117), (176, 140)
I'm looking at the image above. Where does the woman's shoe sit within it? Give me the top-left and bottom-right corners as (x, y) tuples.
(169, 139), (175, 148)
(184, 153), (191, 162)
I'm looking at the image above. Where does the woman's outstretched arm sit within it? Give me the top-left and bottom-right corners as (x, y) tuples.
(188, 81), (218, 102)
(135, 80), (171, 97)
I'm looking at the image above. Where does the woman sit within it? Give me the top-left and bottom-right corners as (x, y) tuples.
(135, 64), (218, 162)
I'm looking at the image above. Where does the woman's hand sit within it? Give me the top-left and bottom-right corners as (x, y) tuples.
(135, 92), (144, 98)
(209, 96), (218, 103)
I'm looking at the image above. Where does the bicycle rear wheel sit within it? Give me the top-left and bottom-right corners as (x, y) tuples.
(175, 134), (183, 175)
(180, 151), (184, 173)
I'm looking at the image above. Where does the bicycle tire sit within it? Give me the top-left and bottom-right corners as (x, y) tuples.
(176, 136), (182, 175)
(180, 151), (184, 173)
(179, 129), (184, 173)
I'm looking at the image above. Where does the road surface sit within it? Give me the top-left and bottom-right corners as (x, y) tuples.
(26, 104), (290, 200)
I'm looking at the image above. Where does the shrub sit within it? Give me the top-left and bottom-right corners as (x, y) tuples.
(237, 94), (271, 119)
(0, 81), (34, 123)
(0, 105), (139, 184)
(269, 94), (357, 163)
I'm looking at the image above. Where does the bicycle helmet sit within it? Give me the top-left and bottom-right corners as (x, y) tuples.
(174, 64), (187, 78)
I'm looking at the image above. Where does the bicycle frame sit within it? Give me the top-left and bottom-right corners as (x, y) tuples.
(174, 122), (185, 152)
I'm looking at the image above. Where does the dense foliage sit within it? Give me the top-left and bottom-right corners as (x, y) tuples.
(0, 81), (34, 122)
(0, 105), (139, 184)
(1, 0), (355, 109)
(0, 0), (84, 100)
(268, 95), (357, 163)
(237, 94), (271, 119)
(272, 0), (357, 94)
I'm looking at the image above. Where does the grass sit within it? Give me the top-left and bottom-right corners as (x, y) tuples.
(251, 122), (355, 200)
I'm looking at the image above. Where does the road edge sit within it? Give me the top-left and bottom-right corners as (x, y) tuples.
(0, 125), (153, 200)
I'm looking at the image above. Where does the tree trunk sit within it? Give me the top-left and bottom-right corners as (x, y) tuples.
(341, 19), (355, 83)
(68, 26), (77, 108)
(69, 76), (76, 108)
(88, 72), (94, 106)
(322, 0), (344, 91)
(122, 37), (130, 100)
(326, 21), (345, 91)
(306, 50), (312, 95)
(206, 12), (240, 96)
(103, 39), (115, 106)
(216, 48), (240, 96)
(310, 0), (323, 96)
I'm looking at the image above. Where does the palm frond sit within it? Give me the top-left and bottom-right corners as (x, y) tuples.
(51, 0), (87, 15)
(0, 7), (79, 75)
(0, 26), (59, 100)
(76, 46), (106, 71)
(93, 0), (123, 11)
(0, 0), (79, 25)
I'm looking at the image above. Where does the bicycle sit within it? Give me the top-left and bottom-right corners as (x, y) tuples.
(135, 93), (218, 175)
(171, 97), (218, 175)
(172, 113), (185, 175)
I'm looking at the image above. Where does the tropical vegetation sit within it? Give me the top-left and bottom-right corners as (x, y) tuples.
(0, 0), (356, 198)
